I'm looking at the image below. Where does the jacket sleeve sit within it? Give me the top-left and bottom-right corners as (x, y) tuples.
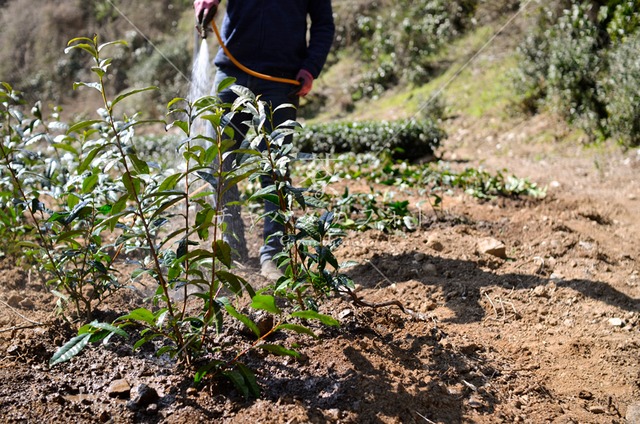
(303, 0), (335, 78)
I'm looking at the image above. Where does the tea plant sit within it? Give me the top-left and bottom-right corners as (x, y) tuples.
(298, 119), (445, 161)
(291, 152), (544, 234)
(0, 82), (127, 318)
(30, 35), (353, 396)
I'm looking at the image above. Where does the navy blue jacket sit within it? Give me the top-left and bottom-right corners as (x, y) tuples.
(214, 0), (335, 79)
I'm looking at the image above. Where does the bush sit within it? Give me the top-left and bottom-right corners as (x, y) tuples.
(545, 3), (607, 138)
(297, 119), (445, 160)
(601, 31), (640, 146)
(513, 0), (640, 142)
(333, 0), (477, 99)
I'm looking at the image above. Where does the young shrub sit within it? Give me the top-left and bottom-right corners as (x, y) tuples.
(42, 36), (348, 399)
(601, 31), (640, 147)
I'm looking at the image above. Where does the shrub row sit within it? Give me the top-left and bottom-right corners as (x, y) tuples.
(297, 119), (445, 161)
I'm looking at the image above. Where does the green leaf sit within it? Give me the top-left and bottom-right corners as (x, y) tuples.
(217, 270), (250, 297)
(82, 173), (99, 193)
(290, 310), (339, 327)
(223, 369), (251, 399)
(117, 308), (156, 326)
(67, 119), (103, 135)
(224, 304), (260, 337)
(98, 40), (128, 52)
(216, 76), (236, 93)
(129, 154), (150, 175)
(275, 323), (318, 338)
(257, 344), (300, 358)
(64, 43), (97, 58)
(194, 360), (224, 385)
(78, 144), (108, 173)
(49, 333), (91, 366)
(251, 294), (281, 315)
(133, 333), (161, 350)
(112, 86), (158, 109)
(122, 174), (141, 199)
(236, 363), (260, 398)
(167, 97), (185, 109)
(87, 321), (129, 339)
(214, 239), (232, 268)
(166, 120), (189, 134)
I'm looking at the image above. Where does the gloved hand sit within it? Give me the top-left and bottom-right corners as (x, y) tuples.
(194, 0), (219, 28)
(296, 69), (314, 97)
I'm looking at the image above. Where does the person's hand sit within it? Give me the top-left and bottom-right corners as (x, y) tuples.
(194, 0), (219, 28)
(296, 69), (314, 97)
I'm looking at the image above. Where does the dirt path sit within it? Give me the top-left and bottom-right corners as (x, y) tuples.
(0, 113), (638, 423)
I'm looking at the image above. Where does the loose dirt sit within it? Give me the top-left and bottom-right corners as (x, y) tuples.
(0, 112), (638, 423)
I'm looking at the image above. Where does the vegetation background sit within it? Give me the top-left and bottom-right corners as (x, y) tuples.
(1, 0), (638, 147)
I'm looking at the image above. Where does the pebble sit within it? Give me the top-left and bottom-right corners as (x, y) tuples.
(626, 402), (640, 423)
(468, 395), (484, 409)
(7, 295), (23, 307)
(608, 318), (624, 327)
(19, 298), (34, 309)
(107, 379), (131, 399)
(413, 252), (426, 262)
(338, 309), (353, 319)
(127, 384), (159, 410)
(426, 235), (444, 252)
(325, 408), (340, 420)
(421, 263), (438, 276)
(477, 238), (506, 259)
(588, 405), (606, 414)
(532, 286), (549, 298)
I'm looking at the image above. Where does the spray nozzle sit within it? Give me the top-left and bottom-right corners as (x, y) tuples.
(196, 23), (208, 39)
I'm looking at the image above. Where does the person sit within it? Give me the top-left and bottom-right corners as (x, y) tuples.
(193, 0), (335, 280)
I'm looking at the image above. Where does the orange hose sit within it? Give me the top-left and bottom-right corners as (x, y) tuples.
(210, 20), (301, 86)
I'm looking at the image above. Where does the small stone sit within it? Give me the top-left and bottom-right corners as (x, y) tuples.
(477, 238), (506, 259)
(414, 252), (426, 262)
(422, 263), (438, 276)
(255, 313), (274, 337)
(608, 318), (624, 327)
(426, 235), (444, 252)
(468, 395), (484, 409)
(146, 403), (158, 414)
(7, 294), (23, 307)
(550, 273), (564, 282)
(578, 391), (593, 400)
(19, 298), (34, 309)
(325, 408), (340, 420)
(338, 309), (353, 319)
(588, 405), (606, 414)
(626, 402), (640, 423)
(186, 387), (197, 396)
(107, 379), (131, 399)
(127, 384), (159, 410)
(532, 286), (549, 298)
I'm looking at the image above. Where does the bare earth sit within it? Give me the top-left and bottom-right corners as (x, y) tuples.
(0, 113), (638, 423)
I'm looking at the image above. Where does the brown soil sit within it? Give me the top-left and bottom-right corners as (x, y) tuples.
(1, 112), (639, 424)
